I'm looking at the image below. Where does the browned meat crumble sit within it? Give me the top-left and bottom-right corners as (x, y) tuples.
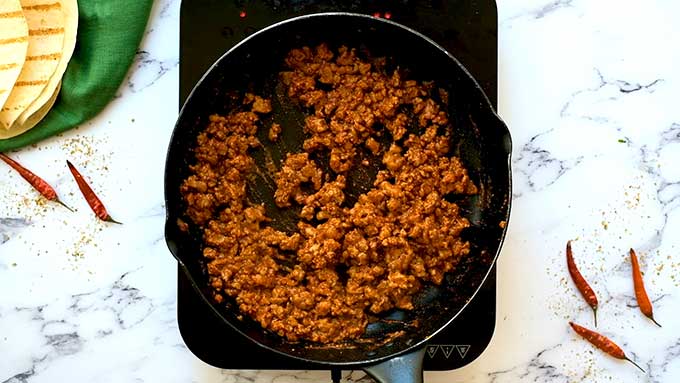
(268, 122), (281, 142)
(180, 44), (477, 343)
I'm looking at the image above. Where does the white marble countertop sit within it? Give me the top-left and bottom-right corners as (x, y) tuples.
(2, 0), (680, 382)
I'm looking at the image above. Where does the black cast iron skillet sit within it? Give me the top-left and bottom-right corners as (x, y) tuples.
(165, 13), (511, 383)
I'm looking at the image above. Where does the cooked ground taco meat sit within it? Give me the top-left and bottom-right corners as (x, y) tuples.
(268, 122), (281, 142)
(180, 44), (477, 343)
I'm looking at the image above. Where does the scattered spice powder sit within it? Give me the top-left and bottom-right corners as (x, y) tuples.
(0, 153), (71, 211)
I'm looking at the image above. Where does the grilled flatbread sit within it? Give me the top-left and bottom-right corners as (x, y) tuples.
(0, 0), (29, 111)
(18, 0), (77, 125)
(0, 81), (60, 139)
(0, 0), (65, 130)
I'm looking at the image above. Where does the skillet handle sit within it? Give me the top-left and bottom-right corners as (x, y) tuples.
(362, 348), (426, 383)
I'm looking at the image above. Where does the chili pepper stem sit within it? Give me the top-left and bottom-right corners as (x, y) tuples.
(569, 321), (646, 374)
(647, 315), (662, 328)
(624, 356), (645, 373)
(66, 160), (119, 224)
(105, 216), (122, 225)
(592, 306), (598, 328)
(55, 198), (73, 212)
(1, 153), (70, 212)
(630, 249), (661, 328)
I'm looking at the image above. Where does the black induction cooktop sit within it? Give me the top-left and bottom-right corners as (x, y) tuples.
(177, 0), (498, 375)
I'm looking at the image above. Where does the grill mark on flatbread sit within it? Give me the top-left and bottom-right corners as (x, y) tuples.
(22, 3), (61, 11)
(16, 0), (76, 127)
(28, 28), (64, 36)
(0, 63), (20, 71)
(0, 10), (24, 18)
(14, 80), (49, 87)
(0, 81), (61, 138)
(0, 36), (29, 45)
(26, 53), (61, 61)
(1, 0), (66, 129)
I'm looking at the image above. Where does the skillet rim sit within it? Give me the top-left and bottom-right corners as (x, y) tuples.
(165, 11), (512, 366)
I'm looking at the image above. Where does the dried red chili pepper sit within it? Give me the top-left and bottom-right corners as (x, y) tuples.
(629, 248), (661, 327)
(0, 153), (72, 211)
(569, 322), (645, 372)
(66, 160), (121, 224)
(566, 241), (599, 326)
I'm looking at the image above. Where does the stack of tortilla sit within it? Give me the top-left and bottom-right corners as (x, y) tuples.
(0, 0), (78, 139)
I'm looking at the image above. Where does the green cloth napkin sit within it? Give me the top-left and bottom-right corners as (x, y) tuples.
(0, 0), (154, 152)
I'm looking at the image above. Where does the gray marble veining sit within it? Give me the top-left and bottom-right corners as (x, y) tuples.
(1, 0), (679, 382)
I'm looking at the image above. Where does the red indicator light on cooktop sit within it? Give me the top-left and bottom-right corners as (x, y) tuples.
(239, 10), (247, 18)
